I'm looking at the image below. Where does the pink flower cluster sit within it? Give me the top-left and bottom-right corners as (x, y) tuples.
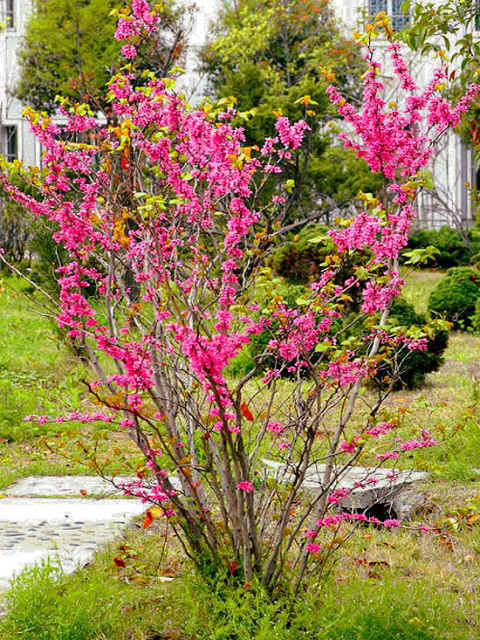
(275, 116), (311, 150)
(305, 513), (402, 550)
(326, 43), (479, 315)
(237, 481), (254, 493)
(375, 434), (438, 461)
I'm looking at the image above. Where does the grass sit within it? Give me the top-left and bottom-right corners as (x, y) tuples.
(401, 269), (444, 315)
(0, 274), (147, 486)
(1, 269), (480, 638)
(1, 508), (479, 639)
(0, 275), (88, 442)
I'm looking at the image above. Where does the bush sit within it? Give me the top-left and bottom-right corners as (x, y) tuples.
(27, 221), (69, 295)
(0, 165), (38, 265)
(404, 226), (474, 269)
(374, 298), (448, 390)
(232, 292), (447, 390)
(227, 282), (308, 378)
(470, 296), (480, 333)
(270, 224), (330, 284)
(428, 266), (480, 328)
(0, 197), (32, 265)
(27, 219), (102, 300)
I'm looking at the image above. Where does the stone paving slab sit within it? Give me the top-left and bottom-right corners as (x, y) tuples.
(263, 459), (429, 515)
(0, 495), (146, 590)
(4, 475), (138, 497)
(5, 474), (182, 498)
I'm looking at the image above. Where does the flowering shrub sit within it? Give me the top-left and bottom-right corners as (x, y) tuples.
(1, 4), (478, 592)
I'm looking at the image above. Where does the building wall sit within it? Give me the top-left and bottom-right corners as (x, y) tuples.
(0, 0), (42, 166)
(0, 0), (217, 162)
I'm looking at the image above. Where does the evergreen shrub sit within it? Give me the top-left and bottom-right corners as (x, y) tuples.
(270, 224), (330, 284)
(373, 298), (448, 390)
(428, 267), (480, 328)
(470, 296), (480, 333)
(404, 226), (479, 269)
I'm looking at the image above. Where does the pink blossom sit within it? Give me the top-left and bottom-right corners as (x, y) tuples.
(121, 44), (137, 59)
(237, 481), (254, 493)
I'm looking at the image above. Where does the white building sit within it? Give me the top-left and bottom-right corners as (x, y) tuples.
(0, 0), (42, 166)
(1, 0), (477, 229)
(0, 0), (213, 165)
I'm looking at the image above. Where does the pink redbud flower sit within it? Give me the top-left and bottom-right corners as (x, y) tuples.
(237, 481), (254, 493)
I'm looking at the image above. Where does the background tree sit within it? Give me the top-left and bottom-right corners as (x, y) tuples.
(16, 0), (193, 114)
(401, 1), (480, 162)
(200, 0), (383, 222)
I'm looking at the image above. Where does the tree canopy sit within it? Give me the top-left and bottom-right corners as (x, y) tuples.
(16, 0), (192, 114)
(401, 0), (480, 149)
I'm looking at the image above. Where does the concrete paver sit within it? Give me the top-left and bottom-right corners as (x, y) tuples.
(0, 482), (146, 590)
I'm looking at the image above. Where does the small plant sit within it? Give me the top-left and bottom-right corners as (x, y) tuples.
(428, 266), (480, 328)
(0, 561), (128, 640)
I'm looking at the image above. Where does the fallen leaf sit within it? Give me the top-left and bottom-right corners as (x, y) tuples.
(113, 556), (126, 568)
(143, 511), (154, 528)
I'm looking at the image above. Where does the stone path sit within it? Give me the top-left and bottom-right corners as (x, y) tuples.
(4, 475), (140, 498)
(0, 476), (145, 590)
(0, 464), (430, 592)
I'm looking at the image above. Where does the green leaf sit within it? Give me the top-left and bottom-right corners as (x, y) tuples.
(308, 234), (327, 244)
(314, 341), (331, 353)
(403, 246), (440, 265)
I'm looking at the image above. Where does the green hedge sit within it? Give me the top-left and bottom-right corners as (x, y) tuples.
(229, 287), (447, 390)
(373, 298), (448, 390)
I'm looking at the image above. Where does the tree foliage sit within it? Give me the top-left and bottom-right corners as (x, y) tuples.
(400, 0), (480, 148)
(200, 0), (382, 219)
(16, 0), (192, 114)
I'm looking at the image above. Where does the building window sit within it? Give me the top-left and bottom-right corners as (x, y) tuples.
(369, 0), (410, 31)
(3, 126), (18, 162)
(370, 0), (387, 14)
(5, 0), (14, 29)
